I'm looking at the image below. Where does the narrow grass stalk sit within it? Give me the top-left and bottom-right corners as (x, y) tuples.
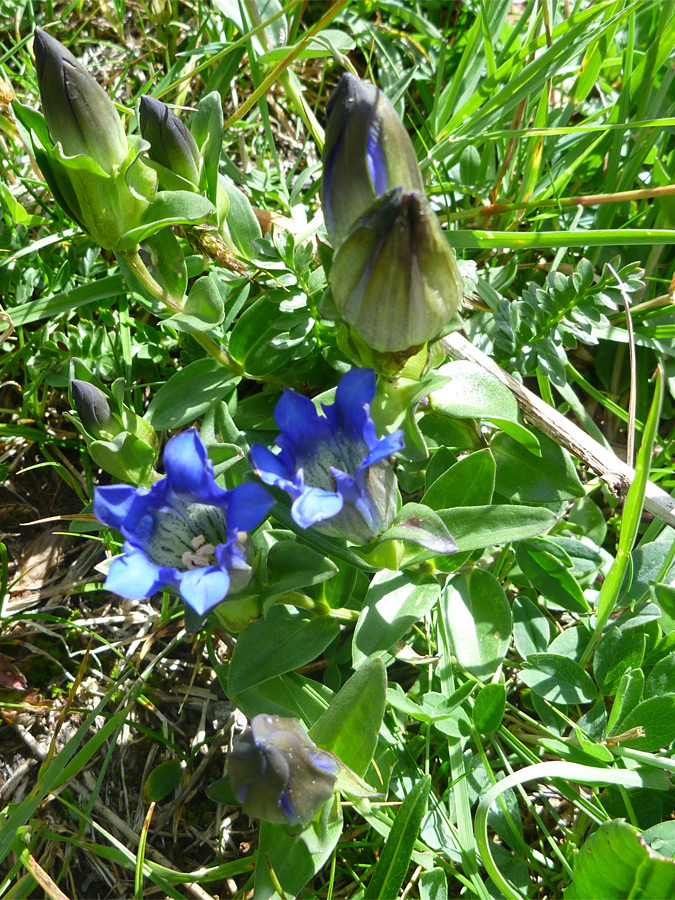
(448, 228), (675, 250)
(437, 609), (490, 900)
(475, 761), (658, 900)
(581, 366), (664, 665)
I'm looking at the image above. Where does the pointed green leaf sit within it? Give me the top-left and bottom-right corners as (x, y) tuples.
(367, 776), (431, 900)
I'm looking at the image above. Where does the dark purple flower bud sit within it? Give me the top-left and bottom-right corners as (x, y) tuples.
(71, 379), (115, 435)
(33, 28), (127, 172)
(321, 73), (424, 247)
(139, 95), (201, 188)
(228, 714), (339, 827)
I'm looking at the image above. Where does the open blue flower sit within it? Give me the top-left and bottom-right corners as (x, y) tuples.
(94, 429), (274, 616)
(249, 369), (403, 544)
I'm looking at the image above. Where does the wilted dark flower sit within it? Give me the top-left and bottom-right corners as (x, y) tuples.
(93, 430), (274, 616)
(329, 187), (463, 353)
(321, 72), (423, 248)
(139, 95), (202, 189)
(228, 715), (339, 827)
(249, 368), (403, 544)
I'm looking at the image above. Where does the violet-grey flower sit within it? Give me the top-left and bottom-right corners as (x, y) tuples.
(94, 429), (274, 616)
(249, 368), (403, 545)
(228, 714), (339, 827)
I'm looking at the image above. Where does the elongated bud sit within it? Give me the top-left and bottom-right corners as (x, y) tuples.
(139, 95), (201, 188)
(330, 187), (463, 353)
(321, 73), (423, 247)
(71, 379), (115, 435)
(28, 29), (157, 251)
(228, 715), (339, 827)
(33, 28), (127, 173)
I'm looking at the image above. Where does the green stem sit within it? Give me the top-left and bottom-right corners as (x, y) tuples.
(437, 611), (490, 900)
(117, 249), (244, 376)
(279, 592), (360, 622)
(580, 367), (664, 666)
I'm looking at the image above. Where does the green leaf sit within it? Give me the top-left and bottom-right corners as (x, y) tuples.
(262, 540), (338, 601)
(164, 274), (224, 334)
(593, 627), (645, 697)
(422, 448), (495, 509)
(376, 503), (457, 555)
(143, 759), (182, 803)
(227, 605), (339, 696)
(228, 296), (294, 375)
(473, 683), (506, 734)
(192, 92), (223, 207)
(428, 361), (539, 453)
(492, 431), (584, 502)
(218, 173), (262, 256)
(606, 668), (645, 737)
(645, 653), (675, 698)
(512, 595), (550, 658)
(565, 820), (675, 900)
(227, 672), (333, 726)
(420, 868), (448, 900)
(437, 504), (557, 552)
(254, 799), (343, 900)
(515, 538), (589, 613)
(144, 359), (238, 430)
(613, 694), (675, 751)
(88, 432), (157, 485)
(140, 227), (187, 304)
(258, 29), (356, 64)
(353, 570), (440, 668)
(310, 657), (386, 777)
(643, 822), (675, 859)
(441, 570), (512, 679)
(521, 653), (597, 705)
(119, 191), (215, 248)
(367, 776), (431, 900)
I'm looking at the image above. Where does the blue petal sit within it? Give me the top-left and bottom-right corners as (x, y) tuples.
(105, 543), (170, 599)
(178, 566), (231, 616)
(226, 482), (275, 535)
(291, 486), (343, 529)
(366, 123), (388, 195)
(93, 484), (146, 533)
(275, 389), (325, 448)
(249, 444), (294, 485)
(326, 368), (376, 444)
(279, 791), (299, 826)
(163, 429), (210, 494)
(361, 429), (404, 468)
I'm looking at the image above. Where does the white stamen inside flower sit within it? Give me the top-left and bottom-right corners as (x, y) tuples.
(181, 534), (216, 569)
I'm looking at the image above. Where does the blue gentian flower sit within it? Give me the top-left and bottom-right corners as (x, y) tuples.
(228, 714), (339, 827)
(94, 429), (274, 616)
(249, 369), (403, 544)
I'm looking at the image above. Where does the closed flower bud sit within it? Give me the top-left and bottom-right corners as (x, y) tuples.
(71, 379), (117, 436)
(139, 95), (201, 189)
(33, 28), (127, 174)
(321, 72), (424, 247)
(329, 187), (463, 353)
(30, 29), (156, 251)
(228, 715), (339, 828)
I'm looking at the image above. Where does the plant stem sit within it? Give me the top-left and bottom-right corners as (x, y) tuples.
(117, 249), (244, 375)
